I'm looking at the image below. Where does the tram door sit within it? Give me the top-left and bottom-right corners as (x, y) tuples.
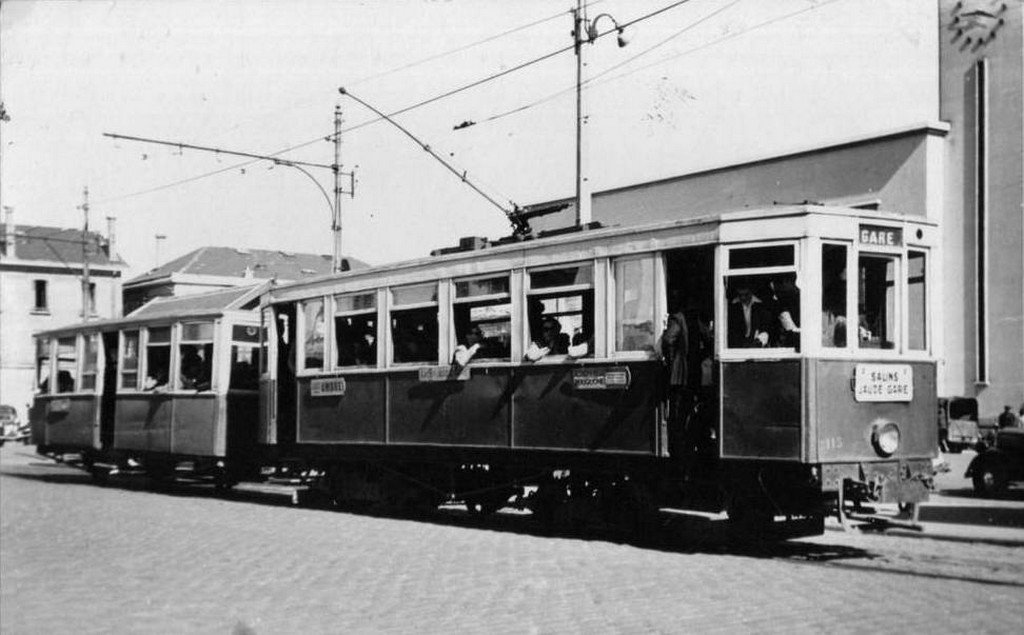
(99, 331), (118, 449)
(663, 246), (717, 459)
(274, 304), (297, 446)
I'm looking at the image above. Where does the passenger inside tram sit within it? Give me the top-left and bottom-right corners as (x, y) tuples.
(725, 275), (802, 349)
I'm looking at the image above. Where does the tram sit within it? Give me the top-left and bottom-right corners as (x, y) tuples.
(31, 285), (264, 483)
(258, 204), (939, 533)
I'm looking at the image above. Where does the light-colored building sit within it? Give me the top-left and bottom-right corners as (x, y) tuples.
(523, 0), (1022, 420)
(122, 246), (365, 314)
(0, 211), (127, 419)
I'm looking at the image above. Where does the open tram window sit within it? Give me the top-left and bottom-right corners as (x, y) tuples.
(81, 334), (99, 391)
(527, 264), (594, 359)
(453, 275), (511, 363)
(391, 282), (438, 365)
(120, 331), (139, 389)
(821, 244), (848, 348)
(908, 251), (927, 351)
(614, 257), (656, 353)
(36, 338), (52, 394)
(179, 322), (214, 391)
(334, 291), (377, 368)
(56, 337), (77, 393)
(230, 324), (261, 390)
(724, 244), (800, 350)
(858, 255), (898, 350)
(144, 326), (171, 390)
(301, 298), (326, 371)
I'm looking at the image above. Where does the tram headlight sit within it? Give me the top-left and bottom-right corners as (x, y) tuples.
(871, 421), (900, 457)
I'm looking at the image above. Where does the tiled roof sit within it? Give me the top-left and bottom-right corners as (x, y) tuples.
(1, 224), (125, 266)
(125, 246), (364, 287)
(127, 285), (263, 319)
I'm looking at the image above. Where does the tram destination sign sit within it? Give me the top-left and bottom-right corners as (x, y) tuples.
(572, 367), (632, 390)
(859, 224), (903, 247)
(311, 377), (346, 397)
(853, 364), (913, 402)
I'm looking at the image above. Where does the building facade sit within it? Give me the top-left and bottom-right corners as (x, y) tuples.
(0, 212), (127, 419)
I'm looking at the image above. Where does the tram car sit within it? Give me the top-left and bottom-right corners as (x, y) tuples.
(31, 285), (264, 484)
(256, 204), (938, 534)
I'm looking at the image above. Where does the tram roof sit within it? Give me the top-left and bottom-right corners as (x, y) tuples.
(263, 204), (936, 303)
(33, 283), (265, 338)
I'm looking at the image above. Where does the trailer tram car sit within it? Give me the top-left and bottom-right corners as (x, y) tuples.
(30, 285), (265, 484)
(259, 204), (939, 536)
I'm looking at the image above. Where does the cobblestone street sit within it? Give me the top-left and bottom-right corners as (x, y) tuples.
(2, 444), (1023, 634)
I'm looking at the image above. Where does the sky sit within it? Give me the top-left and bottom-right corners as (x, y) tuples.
(0, 0), (937, 278)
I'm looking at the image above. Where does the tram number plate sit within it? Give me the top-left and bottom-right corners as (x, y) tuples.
(418, 366), (471, 382)
(572, 367), (631, 390)
(854, 364), (912, 402)
(48, 398), (71, 413)
(311, 377), (346, 397)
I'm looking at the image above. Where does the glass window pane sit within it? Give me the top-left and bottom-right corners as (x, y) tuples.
(148, 326), (171, 343)
(391, 283), (437, 307)
(530, 265), (593, 289)
(179, 343), (213, 390)
(145, 330), (171, 390)
(83, 334), (99, 374)
(728, 245), (794, 269)
(858, 255), (897, 350)
(36, 338), (52, 393)
(230, 345), (260, 390)
(121, 331), (139, 389)
(725, 273), (800, 349)
(908, 251), (927, 351)
(232, 324), (261, 343)
(335, 291), (377, 313)
(56, 337), (77, 393)
(454, 297), (511, 362)
(615, 258), (655, 352)
(527, 291), (593, 357)
(335, 313), (377, 367)
(182, 322), (214, 341)
(391, 307), (438, 364)
(456, 276), (509, 298)
(302, 299), (325, 370)
(822, 244), (848, 348)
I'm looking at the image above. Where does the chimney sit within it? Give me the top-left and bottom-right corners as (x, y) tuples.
(105, 216), (117, 261)
(2, 207), (13, 257)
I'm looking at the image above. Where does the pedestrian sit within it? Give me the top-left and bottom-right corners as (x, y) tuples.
(997, 405), (1019, 429)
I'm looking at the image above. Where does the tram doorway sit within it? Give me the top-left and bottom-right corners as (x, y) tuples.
(99, 331), (118, 449)
(663, 246), (717, 460)
(275, 304), (297, 446)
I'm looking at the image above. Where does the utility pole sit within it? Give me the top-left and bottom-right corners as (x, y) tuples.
(80, 187), (92, 318)
(332, 105), (344, 273)
(573, 0), (591, 227)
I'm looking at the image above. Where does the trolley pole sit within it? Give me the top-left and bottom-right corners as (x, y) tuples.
(80, 186), (92, 319)
(332, 105), (343, 273)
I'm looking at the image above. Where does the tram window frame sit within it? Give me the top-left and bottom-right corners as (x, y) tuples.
(821, 242), (851, 350)
(259, 309), (272, 377)
(333, 290), (379, 369)
(81, 333), (100, 392)
(907, 250), (928, 352)
(452, 274), (512, 363)
(390, 282), (439, 366)
(612, 255), (658, 357)
(526, 262), (595, 361)
(857, 253), (901, 353)
(143, 326), (172, 391)
(230, 323), (262, 391)
(178, 321), (215, 392)
(298, 297), (327, 373)
(55, 336), (78, 394)
(721, 241), (802, 356)
(35, 337), (53, 394)
(120, 330), (140, 390)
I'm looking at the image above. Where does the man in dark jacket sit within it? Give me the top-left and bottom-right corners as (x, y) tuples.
(727, 282), (772, 348)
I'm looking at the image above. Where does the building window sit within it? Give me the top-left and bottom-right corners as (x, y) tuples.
(821, 244), (848, 348)
(121, 331), (139, 389)
(613, 257), (656, 353)
(56, 337), (77, 393)
(527, 264), (594, 359)
(144, 326), (171, 390)
(33, 280), (48, 312)
(453, 275), (511, 362)
(87, 282), (97, 315)
(81, 334), (99, 391)
(858, 255), (898, 350)
(724, 245), (800, 350)
(908, 251), (927, 351)
(179, 322), (214, 390)
(301, 298), (326, 371)
(334, 291), (377, 368)
(391, 282), (438, 364)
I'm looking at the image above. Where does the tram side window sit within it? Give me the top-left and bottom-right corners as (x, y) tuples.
(453, 276), (511, 362)
(302, 298), (326, 371)
(527, 264), (594, 359)
(908, 251), (927, 351)
(334, 291), (377, 367)
(81, 334), (99, 391)
(858, 255), (897, 350)
(179, 322), (214, 390)
(821, 244), (848, 348)
(36, 338), (52, 394)
(391, 283), (438, 364)
(144, 327), (171, 390)
(724, 246), (800, 350)
(56, 337), (77, 393)
(614, 257), (656, 353)
(121, 331), (139, 389)
(230, 324), (261, 390)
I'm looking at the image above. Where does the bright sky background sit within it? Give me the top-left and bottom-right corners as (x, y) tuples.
(0, 0), (937, 278)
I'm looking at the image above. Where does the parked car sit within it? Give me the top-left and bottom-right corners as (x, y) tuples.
(0, 404), (30, 447)
(966, 427), (1024, 495)
(939, 397), (980, 453)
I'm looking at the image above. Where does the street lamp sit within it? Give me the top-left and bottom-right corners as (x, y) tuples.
(573, 2), (630, 227)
